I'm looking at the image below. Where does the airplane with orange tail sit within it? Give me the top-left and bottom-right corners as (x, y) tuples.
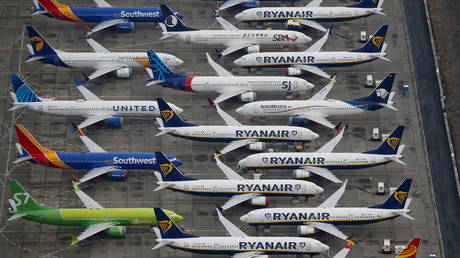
(396, 238), (421, 258)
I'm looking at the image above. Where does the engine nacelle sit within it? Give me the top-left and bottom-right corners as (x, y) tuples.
(106, 226), (127, 238)
(105, 117), (124, 128)
(248, 142), (266, 151)
(115, 67), (132, 79)
(251, 196), (269, 206)
(288, 116), (308, 127)
(116, 22), (135, 32)
(107, 170), (129, 181)
(242, 0), (260, 8)
(285, 20), (302, 30)
(285, 67), (302, 76)
(293, 169), (311, 179)
(240, 92), (257, 102)
(297, 225), (315, 235)
(246, 45), (264, 54)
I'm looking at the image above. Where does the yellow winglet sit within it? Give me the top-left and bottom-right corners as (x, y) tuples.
(70, 235), (79, 246)
(214, 152), (223, 158)
(72, 181), (80, 192)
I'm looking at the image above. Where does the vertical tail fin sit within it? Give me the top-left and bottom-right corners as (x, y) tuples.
(370, 179), (412, 209)
(147, 50), (177, 80)
(348, 0), (382, 8)
(396, 238), (421, 258)
(14, 124), (50, 158)
(351, 25), (388, 53)
(156, 98), (196, 127)
(10, 74), (41, 103)
(366, 125), (404, 155)
(155, 152), (196, 181)
(160, 4), (196, 32)
(9, 179), (49, 212)
(26, 26), (57, 56)
(354, 73), (396, 103)
(153, 208), (196, 239)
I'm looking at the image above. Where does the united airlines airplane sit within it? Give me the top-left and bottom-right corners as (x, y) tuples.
(153, 152), (323, 210)
(235, 0), (384, 31)
(9, 74), (183, 129)
(26, 26), (182, 81)
(158, 4), (311, 57)
(13, 124), (182, 184)
(236, 73), (397, 129)
(31, 0), (183, 36)
(234, 25), (389, 79)
(146, 50), (313, 104)
(238, 125), (405, 183)
(240, 179), (414, 240)
(155, 98), (319, 155)
(151, 207), (330, 256)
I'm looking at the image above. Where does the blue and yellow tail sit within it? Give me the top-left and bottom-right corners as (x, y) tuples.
(160, 4), (196, 32)
(26, 26), (57, 57)
(10, 74), (41, 103)
(370, 179), (412, 209)
(155, 152), (196, 181)
(351, 25), (388, 53)
(348, 0), (382, 8)
(156, 98), (196, 127)
(153, 208), (196, 239)
(366, 125), (404, 155)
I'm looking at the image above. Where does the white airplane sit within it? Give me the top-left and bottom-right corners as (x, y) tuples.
(238, 125), (405, 183)
(26, 26), (183, 81)
(158, 4), (311, 57)
(153, 152), (324, 210)
(236, 73), (397, 129)
(216, 0), (302, 13)
(234, 25), (389, 79)
(8, 74), (183, 129)
(146, 50), (314, 104)
(156, 98), (319, 155)
(152, 207), (330, 256)
(240, 179), (414, 241)
(235, 0), (385, 31)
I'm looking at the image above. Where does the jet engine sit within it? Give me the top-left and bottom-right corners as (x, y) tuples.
(293, 169), (311, 179)
(251, 196), (269, 206)
(246, 45), (264, 54)
(285, 20), (302, 31)
(115, 68), (132, 79)
(116, 22), (135, 32)
(105, 117), (124, 128)
(285, 67), (302, 76)
(106, 226), (127, 238)
(288, 116), (308, 127)
(297, 225), (315, 235)
(240, 92), (257, 102)
(107, 170), (129, 181)
(248, 142), (266, 151)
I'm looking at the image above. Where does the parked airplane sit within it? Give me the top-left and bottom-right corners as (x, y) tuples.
(146, 50), (313, 104)
(158, 4), (311, 57)
(31, 0), (183, 36)
(151, 207), (330, 256)
(156, 98), (319, 155)
(13, 124), (182, 184)
(236, 73), (397, 129)
(238, 125), (405, 183)
(216, 0), (301, 12)
(240, 179), (414, 240)
(9, 74), (183, 128)
(235, 0), (384, 31)
(154, 152), (323, 210)
(6, 179), (183, 246)
(25, 26), (183, 81)
(234, 25), (389, 79)
(396, 238), (421, 258)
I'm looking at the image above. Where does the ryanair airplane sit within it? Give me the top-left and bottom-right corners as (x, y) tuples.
(235, 0), (385, 31)
(9, 74), (183, 128)
(234, 25), (389, 79)
(216, 0), (301, 12)
(154, 152), (323, 210)
(240, 179), (414, 240)
(31, 0), (183, 36)
(13, 124), (182, 184)
(155, 98), (319, 155)
(25, 26), (182, 81)
(152, 207), (330, 256)
(238, 125), (405, 183)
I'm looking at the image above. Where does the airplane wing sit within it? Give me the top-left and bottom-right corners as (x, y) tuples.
(216, 208), (248, 237)
(292, 19), (327, 32)
(72, 181), (104, 209)
(292, 64), (331, 79)
(232, 252), (264, 258)
(215, 156), (244, 180)
(87, 64), (126, 81)
(78, 166), (119, 184)
(93, 0), (112, 7)
(214, 89), (249, 104)
(307, 222), (348, 240)
(219, 139), (257, 155)
(222, 193), (260, 210)
(87, 19), (128, 36)
(305, 29), (330, 52)
(221, 42), (255, 57)
(316, 127), (345, 152)
(217, 0), (248, 11)
(73, 123), (107, 152)
(301, 166), (341, 183)
(73, 77), (101, 101)
(305, 0), (324, 7)
(86, 38), (110, 53)
(318, 180), (347, 208)
(71, 222), (116, 246)
(310, 78), (335, 101)
(333, 244), (352, 258)
(79, 113), (116, 129)
(206, 52), (233, 76)
(296, 113), (335, 129)
(215, 104), (243, 126)
(216, 17), (239, 31)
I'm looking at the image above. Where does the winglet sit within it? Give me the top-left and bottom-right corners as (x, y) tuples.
(207, 97), (216, 108)
(72, 76), (82, 87)
(216, 204), (224, 213)
(70, 235), (79, 246)
(72, 181), (80, 192)
(71, 122), (85, 136)
(334, 122), (343, 133)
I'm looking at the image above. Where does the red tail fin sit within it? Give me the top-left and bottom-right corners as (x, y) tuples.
(15, 124), (48, 158)
(396, 238), (421, 258)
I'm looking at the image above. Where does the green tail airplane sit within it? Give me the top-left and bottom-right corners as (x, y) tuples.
(7, 179), (184, 246)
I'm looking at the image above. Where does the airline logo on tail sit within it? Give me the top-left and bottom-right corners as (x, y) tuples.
(30, 36), (44, 51)
(396, 238), (420, 258)
(376, 88), (389, 99)
(161, 110), (174, 121)
(158, 220), (173, 233)
(372, 36), (384, 48)
(159, 163), (174, 176)
(165, 15), (178, 27)
(393, 191), (408, 204)
(386, 137), (400, 150)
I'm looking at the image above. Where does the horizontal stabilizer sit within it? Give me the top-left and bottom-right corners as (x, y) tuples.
(7, 213), (27, 221)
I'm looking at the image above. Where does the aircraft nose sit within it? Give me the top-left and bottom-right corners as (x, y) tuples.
(234, 12), (242, 20)
(173, 159), (183, 167)
(235, 106), (246, 114)
(237, 158), (247, 169)
(240, 214), (249, 223)
(303, 80), (315, 90)
(174, 105), (184, 114)
(233, 57), (243, 66)
(315, 185), (324, 194)
(172, 213), (184, 222)
(309, 131), (320, 140)
(320, 243), (329, 252)
(303, 35), (312, 43)
(174, 57), (184, 66)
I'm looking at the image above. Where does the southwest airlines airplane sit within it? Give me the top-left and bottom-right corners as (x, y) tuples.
(235, 0), (384, 31)
(236, 73), (397, 129)
(146, 50), (313, 104)
(7, 179), (183, 246)
(13, 124), (182, 184)
(31, 0), (183, 36)
(158, 4), (311, 57)
(240, 179), (414, 240)
(26, 26), (183, 81)
(152, 207), (329, 256)
(234, 25), (389, 79)
(153, 152), (323, 210)
(238, 125), (405, 183)
(156, 98), (319, 155)
(9, 74), (183, 128)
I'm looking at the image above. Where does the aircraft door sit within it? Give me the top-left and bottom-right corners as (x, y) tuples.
(70, 106), (76, 113)
(348, 213), (354, 221)
(213, 185), (218, 193)
(253, 105), (258, 113)
(205, 82), (210, 89)
(186, 34), (191, 44)
(293, 81), (298, 89)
